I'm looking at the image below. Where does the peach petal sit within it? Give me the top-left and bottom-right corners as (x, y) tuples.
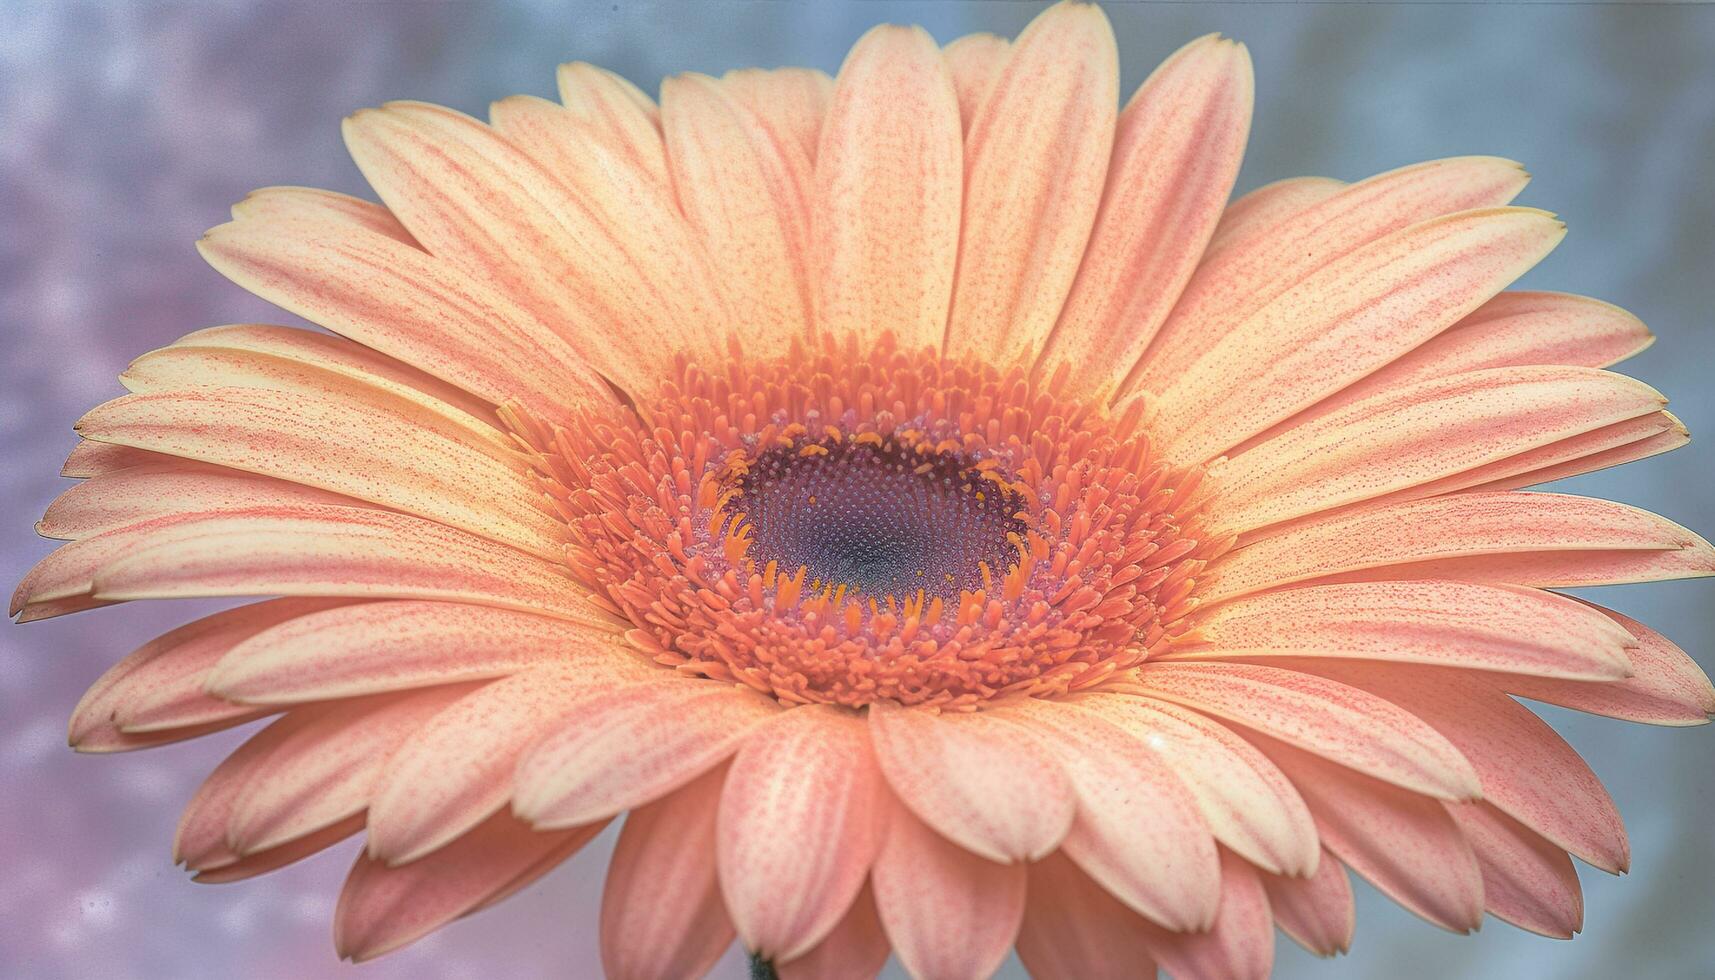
(871, 805), (1025, 980)
(1463, 411), (1688, 492)
(1492, 603), (1715, 726)
(663, 72), (814, 352)
(127, 323), (508, 447)
(227, 686), (474, 855)
(1157, 208), (1566, 462)
(945, 0), (1118, 367)
(997, 697), (1220, 930)
(206, 600), (624, 705)
(718, 705), (887, 961)
(68, 598), (343, 748)
(1212, 366), (1667, 535)
(812, 24), (961, 353)
(1040, 34), (1252, 399)
(941, 32), (1010, 132)
(1133, 155), (1528, 395)
(1260, 848), (1356, 958)
(867, 700), (1075, 864)
(60, 440), (174, 478)
(1129, 661), (1481, 800)
(1204, 175), (1345, 257)
(513, 681), (779, 829)
(1076, 693), (1319, 876)
(1300, 661), (1629, 874)
(1449, 801), (1583, 939)
(776, 884), (890, 980)
(64, 505), (607, 624)
(1242, 290), (1655, 449)
(1169, 580), (1636, 680)
(1254, 735), (1484, 933)
(350, 101), (732, 399)
(1137, 849), (1274, 980)
(198, 207), (610, 422)
(720, 67), (834, 165)
(229, 186), (417, 244)
(38, 463), (353, 541)
(1208, 492), (1708, 601)
(600, 766), (735, 980)
(555, 61), (670, 187)
(365, 663), (656, 864)
(191, 814), (364, 885)
(1015, 850), (1157, 980)
(334, 810), (607, 962)
(73, 384), (562, 558)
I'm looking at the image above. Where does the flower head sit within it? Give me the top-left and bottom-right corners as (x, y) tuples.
(16, 1), (1713, 977)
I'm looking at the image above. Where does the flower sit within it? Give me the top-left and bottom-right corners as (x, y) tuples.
(14, 0), (1713, 976)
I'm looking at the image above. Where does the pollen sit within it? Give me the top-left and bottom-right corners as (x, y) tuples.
(509, 334), (1230, 710)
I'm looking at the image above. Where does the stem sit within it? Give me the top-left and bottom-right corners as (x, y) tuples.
(749, 952), (780, 980)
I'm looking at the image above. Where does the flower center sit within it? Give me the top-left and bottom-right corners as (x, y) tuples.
(514, 335), (1227, 710)
(720, 435), (1029, 600)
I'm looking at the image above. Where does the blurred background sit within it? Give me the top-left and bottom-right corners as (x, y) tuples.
(2, 1), (1711, 977)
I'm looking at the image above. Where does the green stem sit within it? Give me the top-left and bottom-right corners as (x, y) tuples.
(749, 952), (780, 980)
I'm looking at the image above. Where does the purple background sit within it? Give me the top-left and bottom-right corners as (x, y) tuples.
(3, 2), (1712, 977)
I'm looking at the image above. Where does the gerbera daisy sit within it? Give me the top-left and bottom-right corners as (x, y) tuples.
(15, 1), (1713, 977)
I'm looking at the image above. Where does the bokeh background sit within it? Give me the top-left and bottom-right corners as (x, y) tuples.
(3, 1), (1712, 977)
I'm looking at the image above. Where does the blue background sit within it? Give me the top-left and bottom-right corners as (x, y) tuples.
(2, 1), (1711, 977)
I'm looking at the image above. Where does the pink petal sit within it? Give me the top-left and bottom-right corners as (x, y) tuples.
(776, 884), (890, 980)
(1129, 661), (1481, 799)
(1134, 155), (1527, 395)
(334, 810), (607, 962)
(513, 681), (779, 829)
(941, 33), (1010, 132)
(1015, 850), (1157, 980)
(871, 805), (1025, 980)
(1137, 849), (1274, 980)
(1211, 366), (1667, 535)
(1492, 603), (1715, 726)
(812, 24), (961, 354)
(1170, 579), (1635, 680)
(1040, 33), (1252, 400)
(944, 0), (1118, 366)
(1449, 801), (1583, 938)
(206, 599), (625, 704)
(365, 663), (656, 864)
(717, 705), (887, 961)
(867, 700), (1074, 864)
(1252, 735), (1484, 933)
(600, 766), (735, 980)
(1300, 661), (1628, 874)
(1207, 491), (1711, 602)
(1076, 693), (1319, 876)
(228, 186), (416, 244)
(1260, 848), (1355, 957)
(997, 697), (1220, 930)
